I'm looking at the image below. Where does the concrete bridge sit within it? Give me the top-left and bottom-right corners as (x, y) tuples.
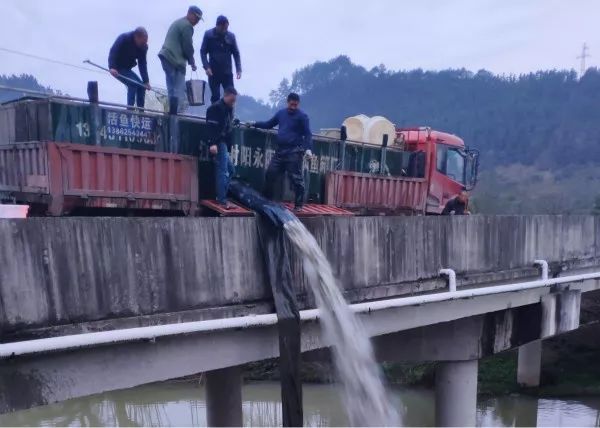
(0, 215), (599, 426)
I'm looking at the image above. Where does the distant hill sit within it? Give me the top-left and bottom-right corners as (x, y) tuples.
(257, 56), (600, 214)
(265, 56), (600, 169)
(0, 74), (53, 103)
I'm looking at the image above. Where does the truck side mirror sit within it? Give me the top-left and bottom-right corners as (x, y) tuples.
(340, 125), (347, 141)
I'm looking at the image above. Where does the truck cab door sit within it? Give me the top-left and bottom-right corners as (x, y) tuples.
(428, 144), (468, 213)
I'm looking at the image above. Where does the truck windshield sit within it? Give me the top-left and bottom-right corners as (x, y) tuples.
(445, 149), (465, 184)
(437, 145), (466, 184)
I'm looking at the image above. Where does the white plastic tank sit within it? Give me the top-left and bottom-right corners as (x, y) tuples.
(365, 116), (396, 146)
(342, 114), (369, 142)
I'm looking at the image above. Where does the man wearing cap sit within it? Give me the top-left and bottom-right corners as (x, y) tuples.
(200, 15), (242, 104)
(108, 27), (150, 108)
(158, 6), (203, 112)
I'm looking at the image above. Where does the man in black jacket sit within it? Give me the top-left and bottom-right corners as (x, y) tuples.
(108, 27), (150, 108)
(442, 190), (470, 215)
(206, 87), (238, 208)
(200, 15), (242, 104)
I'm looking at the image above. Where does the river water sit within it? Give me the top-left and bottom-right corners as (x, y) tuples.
(2, 381), (599, 427)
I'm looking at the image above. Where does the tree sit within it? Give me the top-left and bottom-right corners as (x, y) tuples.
(268, 78), (291, 108)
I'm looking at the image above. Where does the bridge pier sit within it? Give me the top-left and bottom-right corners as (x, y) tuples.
(205, 366), (243, 427)
(435, 360), (478, 427)
(517, 340), (542, 387)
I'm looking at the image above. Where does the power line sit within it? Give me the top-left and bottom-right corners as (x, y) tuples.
(0, 46), (105, 74)
(0, 46), (167, 92)
(576, 42), (590, 78)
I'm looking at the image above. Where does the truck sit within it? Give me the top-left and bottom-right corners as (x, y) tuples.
(0, 96), (479, 216)
(325, 127), (479, 214)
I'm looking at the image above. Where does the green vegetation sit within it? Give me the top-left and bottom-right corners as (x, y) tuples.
(538, 326), (600, 397)
(382, 362), (435, 387)
(265, 56), (600, 171)
(478, 353), (518, 396)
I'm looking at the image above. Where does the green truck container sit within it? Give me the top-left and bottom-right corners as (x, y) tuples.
(0, 97), (414, 203)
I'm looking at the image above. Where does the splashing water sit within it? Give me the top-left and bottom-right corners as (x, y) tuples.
(284, 219), (400, 427)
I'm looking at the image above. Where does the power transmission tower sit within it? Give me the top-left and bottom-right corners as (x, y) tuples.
(577, 42), (590, 78)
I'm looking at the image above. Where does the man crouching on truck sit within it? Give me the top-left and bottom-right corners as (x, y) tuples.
(442, 189), (470, 215)
(207, 87), (237, 209)
(250, 93), (313, 212)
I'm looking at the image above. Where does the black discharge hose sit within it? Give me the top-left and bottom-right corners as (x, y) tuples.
(229, 180), (295, 227)
(229, 180), (303, 427)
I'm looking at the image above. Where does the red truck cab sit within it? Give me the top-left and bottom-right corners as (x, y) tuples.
(397, 128), (479, 214)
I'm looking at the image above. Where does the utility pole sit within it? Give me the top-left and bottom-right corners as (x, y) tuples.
(577, 42), (590, 78)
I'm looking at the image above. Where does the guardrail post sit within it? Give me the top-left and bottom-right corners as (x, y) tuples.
(168, 96), (180, 153)
(379, 134), (388, 174)
(339, 125), (347, 170)
(87, 81), (101, 146)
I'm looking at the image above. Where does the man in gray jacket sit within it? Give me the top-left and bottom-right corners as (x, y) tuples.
(158, 6), (203, 112)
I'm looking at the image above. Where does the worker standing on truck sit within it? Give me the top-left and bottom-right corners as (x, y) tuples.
(442, 190), (470, 215)
(158, 6), (203, 112)
(200, 15), (242, 104)
(108, 27), (150, 108)
(250, 93), (313, 212)
(206, 87), (238, 209)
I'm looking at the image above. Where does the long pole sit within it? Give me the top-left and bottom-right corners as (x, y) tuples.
(83, 59), (167, 97)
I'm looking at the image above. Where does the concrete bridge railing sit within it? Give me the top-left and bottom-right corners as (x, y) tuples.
(0, 215), (599, 339)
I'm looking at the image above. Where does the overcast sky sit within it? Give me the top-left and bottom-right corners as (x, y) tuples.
(1, 0), (599, 104)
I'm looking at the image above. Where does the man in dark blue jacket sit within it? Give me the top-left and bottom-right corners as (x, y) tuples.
(200, 15), (242, 104)
(442, 189), (471, 215)
(252, 93), (313, 211)
(206, 87), (237, 208)
(108, 27), (150, 108)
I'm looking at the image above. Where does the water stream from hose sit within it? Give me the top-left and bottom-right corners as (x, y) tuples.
(229, 181), (398, 426)
(284, 219), (400, 427)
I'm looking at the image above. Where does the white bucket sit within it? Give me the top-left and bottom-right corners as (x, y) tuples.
(0, 204), (29, 218)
